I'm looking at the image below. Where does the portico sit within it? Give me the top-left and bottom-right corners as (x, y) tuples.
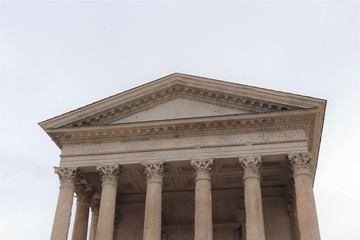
(40, 73), (326, 240)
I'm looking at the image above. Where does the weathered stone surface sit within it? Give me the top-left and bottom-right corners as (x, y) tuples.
(41, 74), (326, 240)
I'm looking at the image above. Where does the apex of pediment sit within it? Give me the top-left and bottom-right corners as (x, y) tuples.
(39, 73), (326, 131)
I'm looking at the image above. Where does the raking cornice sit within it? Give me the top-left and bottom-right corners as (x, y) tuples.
(39, 73), (325, 130)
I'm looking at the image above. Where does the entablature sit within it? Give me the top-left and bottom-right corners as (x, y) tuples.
(48, 109), (317, 150)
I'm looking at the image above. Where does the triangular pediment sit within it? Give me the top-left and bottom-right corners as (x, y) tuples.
(110, 98), (250, 124)
(39, 73), (326, 130)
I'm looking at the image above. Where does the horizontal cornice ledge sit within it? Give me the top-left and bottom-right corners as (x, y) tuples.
(47, 109), (318, 148)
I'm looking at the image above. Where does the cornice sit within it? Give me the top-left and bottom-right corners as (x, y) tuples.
(47, 109), (318, 149)
(60, 85), (299, 128)
(39, 73), (326, 130)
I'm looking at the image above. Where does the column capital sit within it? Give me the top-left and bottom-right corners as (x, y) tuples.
(288, 152), (314, 177)
(90, 193), (101, 216)
(238, 156), (262, 180)
(96, 165), (121, 185)
(54, 167), (78, 188)
(142, 161), (165, 184)
(191, 159), (214, 181)
(74, 175), (93, 203)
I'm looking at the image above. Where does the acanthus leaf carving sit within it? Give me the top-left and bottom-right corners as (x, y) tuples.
(96, 164), (121, 185)
(142, 161), (165, 184)
(288, 152), (314, 177)
(54, 167), (78, 188)
(191, 159), (214, 181)
(90, 193), (101, 216)
(238, 156), (262, 180)
(74, 174), (93, 203)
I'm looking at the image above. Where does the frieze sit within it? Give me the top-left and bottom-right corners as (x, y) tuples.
(61, 129), (306, 156)
(60, 141), (308, 168)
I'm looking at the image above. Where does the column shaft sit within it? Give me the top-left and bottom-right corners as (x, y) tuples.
(194, 177), (212, 240)
(289, 153), (320, 240)
(143, 182), (162, 239)
(243, 177), (265, 239)
(50, 167), (77, 240)
(71, 201), (90, 240)
(95, 165), (120, 240)
(89, 194), (100, 240)
(239, 156), (265, 240)
(89, 213), (99, 240)
(143, 162), (164, 240)
(191, 159), (214, 240)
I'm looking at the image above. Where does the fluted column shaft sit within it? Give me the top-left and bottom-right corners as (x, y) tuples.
(72, 176), (93, 240)
(89, 212), (99, 240)
(71, 200), (90, 240)
(51, 167), (77, 240)
(239, 156), (265, 240)
(95, 165), (121, 240)
(191, 159), (214, 240)
(89, 194), (100, 240)
(289, 153), (321, 240)
(142, 162), (165, 240)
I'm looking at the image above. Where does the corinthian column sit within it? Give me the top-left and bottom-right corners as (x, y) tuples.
(95, 165), (121, 240)
(71, 176), (93, 240)
(142, 162), (165, 240)
(89, 194), (101, 240)
(288, 153), (321, 240)
(191, 159), (214, 240)
(238, 156), (265, 240)
(51, 167), (77, 240)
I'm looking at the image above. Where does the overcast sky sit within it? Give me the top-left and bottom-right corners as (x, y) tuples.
(0, 1), (359, 239)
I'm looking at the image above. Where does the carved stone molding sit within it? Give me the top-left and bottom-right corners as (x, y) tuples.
(191, 159), (214, 181)
(288, 152), (314, 177)
(74, 174), (93, 203)
(238, 156), (262, 180)
(142, 162), (165, 184)
(90, 193), (101, 216)
(54, 111), (315, 146)
(96, 164), (121, 185)
(66, 83), (298, 128)
(54, 167), (78, 188)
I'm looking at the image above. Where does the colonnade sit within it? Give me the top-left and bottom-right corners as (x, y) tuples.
(50, 153), (320, 240)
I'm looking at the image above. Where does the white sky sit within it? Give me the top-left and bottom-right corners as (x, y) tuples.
(0, 1), (359, 239)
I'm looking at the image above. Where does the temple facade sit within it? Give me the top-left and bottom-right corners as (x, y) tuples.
(40, 73), (326, 240)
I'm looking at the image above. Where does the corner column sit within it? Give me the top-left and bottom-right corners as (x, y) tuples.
(95, 165), (121, 240)
(51, 167), (77, 240)
(142, 162), (165, 240)
(288, 153), (321, 240)
(191, 159), (214, 240)
(238, 156), (266, 240)
(71, 177), (93, 240)
(89, 194), (101, 240)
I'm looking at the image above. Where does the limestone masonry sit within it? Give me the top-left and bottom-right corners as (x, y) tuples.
(40, 73), (326, 240)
